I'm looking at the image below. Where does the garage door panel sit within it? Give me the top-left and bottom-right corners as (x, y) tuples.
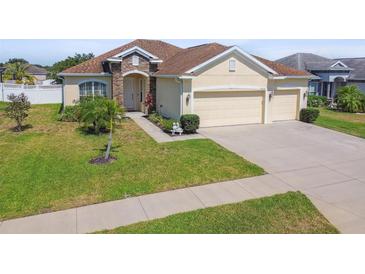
(272, 90), (298, 121)
(194, 91), (263, 127)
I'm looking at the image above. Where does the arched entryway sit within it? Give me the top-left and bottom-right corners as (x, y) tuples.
(123, 71), (149, 112)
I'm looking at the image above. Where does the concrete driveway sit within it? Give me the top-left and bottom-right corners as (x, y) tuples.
(200, 121), (365, 233)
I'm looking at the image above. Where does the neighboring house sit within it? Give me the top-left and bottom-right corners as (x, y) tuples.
(25, 65), (48, 83)
(59, 39), (310, 127)
(276, 53), (365, 99)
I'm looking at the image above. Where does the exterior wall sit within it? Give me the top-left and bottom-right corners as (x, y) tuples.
(182, 79), (192, 114)
(111, 63), (123, 104)
(267, 78), (308, 122)
(192, 53), (268, 91)
(63, 76), (112, 105)
(33, 74), (47, 82)
(348, 81), (365, 94)
(156, 78), (181, 119)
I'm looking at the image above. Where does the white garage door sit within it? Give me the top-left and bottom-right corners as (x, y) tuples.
(194, 91), (264, 127)
(272, 90), (298, 121)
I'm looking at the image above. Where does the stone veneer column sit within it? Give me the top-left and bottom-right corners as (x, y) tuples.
(111, 63), (123, 105)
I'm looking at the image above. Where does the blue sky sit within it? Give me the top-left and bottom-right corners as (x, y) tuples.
(1, 39), (365, 66)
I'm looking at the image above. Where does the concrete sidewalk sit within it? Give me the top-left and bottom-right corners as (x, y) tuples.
(0, 174), (294, 234)
(126, 112), (205, 143)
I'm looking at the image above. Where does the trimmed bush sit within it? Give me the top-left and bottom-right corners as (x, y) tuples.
(5, 93), (31, 131)
(308, 95), (328, 107)
(336, 85), (365, 113)
(300, 108), (320, 123)
(161, 119), (177, 131)
(180, 114), (200, 134)
(59, 105), (81, 122)
(147, 113), (178, 132)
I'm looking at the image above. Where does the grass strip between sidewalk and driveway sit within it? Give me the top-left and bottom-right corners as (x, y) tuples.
(98, 192), (339, 234)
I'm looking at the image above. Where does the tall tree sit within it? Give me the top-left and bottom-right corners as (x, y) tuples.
(49, 53), (94, 83)
(6, 58), (29, 64)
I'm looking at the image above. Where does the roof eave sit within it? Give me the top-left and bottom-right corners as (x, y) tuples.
(58, 72), (112, 77)
(184, 46), (278, 75)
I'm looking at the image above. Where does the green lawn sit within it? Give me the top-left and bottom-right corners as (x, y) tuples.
(99, 192), (338, 234)
(315, 108), (365, 139)
(0, 104), (264, 221)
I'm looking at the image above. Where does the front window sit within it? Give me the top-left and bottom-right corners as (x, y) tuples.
(79, 81), (107, 99)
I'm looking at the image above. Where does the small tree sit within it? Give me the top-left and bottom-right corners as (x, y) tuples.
(144, 93), (154, 114)
(104, 100), (124, 160)
(5, 93), (31, 131)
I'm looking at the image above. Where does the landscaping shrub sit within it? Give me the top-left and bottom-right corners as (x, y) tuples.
(300, 108), (320, 123)
(336, 85), (365, 113)
(180, 114), (200, 134)
(148, 112), (164, 126)
(161, 119), (178, 131)
(79, 97), (124, 134)
(5, 93), (31, 131)
(59, 105), (81, 122)
(307, 95), (328, 107)
(148, 112), (178, 132)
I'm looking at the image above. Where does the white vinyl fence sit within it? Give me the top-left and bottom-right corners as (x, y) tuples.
(0, 83), (62, 104)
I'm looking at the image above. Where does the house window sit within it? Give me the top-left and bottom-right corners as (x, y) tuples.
(132, 55), (139, 66)
(79, 81), (107, 99)
(229, 59), (236, 72)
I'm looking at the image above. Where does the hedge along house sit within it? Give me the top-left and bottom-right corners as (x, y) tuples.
(59, 39), (311, 127)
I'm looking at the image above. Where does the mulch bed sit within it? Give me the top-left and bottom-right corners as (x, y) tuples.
(89, 156), (117, 165)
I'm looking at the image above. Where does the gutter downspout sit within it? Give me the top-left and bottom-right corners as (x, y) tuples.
(58, 76), (65, 112)
(175, 77), (183, 117)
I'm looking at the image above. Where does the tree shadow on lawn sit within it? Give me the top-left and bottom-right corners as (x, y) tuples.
(89, 144), (121, 165)
(9, 124), (33, 132)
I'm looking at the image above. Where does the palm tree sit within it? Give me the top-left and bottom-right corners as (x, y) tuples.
(3, 62), (36, 84)
(336, 85), (364, 113)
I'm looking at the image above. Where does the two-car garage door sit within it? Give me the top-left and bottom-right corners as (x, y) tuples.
(193, 89), (299, 127)
(194, 91), (264, 127)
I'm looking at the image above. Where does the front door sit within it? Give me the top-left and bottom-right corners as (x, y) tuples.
(124, 77), (135, 110)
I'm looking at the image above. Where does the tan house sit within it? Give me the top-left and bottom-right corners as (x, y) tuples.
(59, 39), (311, 127)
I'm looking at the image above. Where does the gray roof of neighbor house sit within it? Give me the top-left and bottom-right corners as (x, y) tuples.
(276, 53), (352, 71)
(25, 65), (48, 75)
(334, 57), (365, 80)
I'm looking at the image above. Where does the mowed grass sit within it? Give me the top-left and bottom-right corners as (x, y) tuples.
(315, 108), (365, 138)
(99, 192), (339, 234)
(0, 104), (264, 220)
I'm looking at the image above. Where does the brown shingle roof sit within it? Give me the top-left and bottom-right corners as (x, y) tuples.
(253, 55), (311, 76)
(62, 39), (310, 77)
(155, 43), (310, 76)
(62, 39), (182, 74)
(155, 43), (230, 75)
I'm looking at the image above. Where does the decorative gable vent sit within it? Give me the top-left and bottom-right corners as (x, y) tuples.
(132, 55), (139, 66)
(229, 59), (236, 72)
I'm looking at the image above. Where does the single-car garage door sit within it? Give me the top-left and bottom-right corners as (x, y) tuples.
(194, 91), (264, 127)
(272, 90), (298, 121)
